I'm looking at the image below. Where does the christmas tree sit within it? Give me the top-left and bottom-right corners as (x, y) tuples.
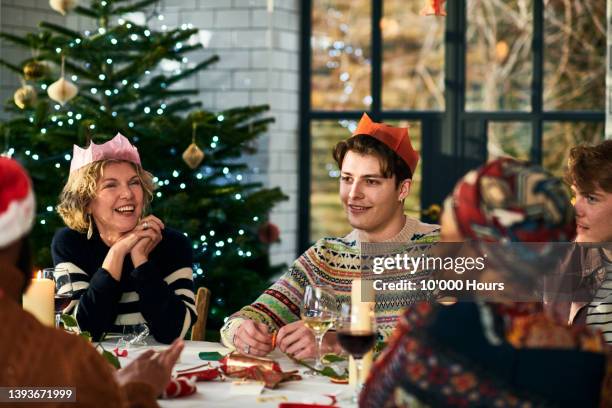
(0, 0), (287, 334)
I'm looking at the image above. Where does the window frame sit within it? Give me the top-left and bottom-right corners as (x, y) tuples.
(299, 0), (605, 254)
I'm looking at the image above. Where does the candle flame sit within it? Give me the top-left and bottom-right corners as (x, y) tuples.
(36, 270), (42, 279)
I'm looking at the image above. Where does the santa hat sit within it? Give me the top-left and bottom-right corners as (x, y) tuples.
(0, 158), (35, 248)
(352, 113), (419, 175)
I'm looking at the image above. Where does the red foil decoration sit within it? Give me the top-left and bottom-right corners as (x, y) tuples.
(177, 368), (221, 382)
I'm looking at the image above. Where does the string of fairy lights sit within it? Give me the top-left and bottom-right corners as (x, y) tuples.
(1, 2), (272, 286)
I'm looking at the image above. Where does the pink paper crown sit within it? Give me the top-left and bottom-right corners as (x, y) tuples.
(70, 133), (141, 173)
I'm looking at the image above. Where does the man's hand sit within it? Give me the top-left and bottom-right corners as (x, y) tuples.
(233, 320), (273, 357)
(276, 320), (316, 360)
(276, 321), (342, 359)
(115, 339), (184, 396)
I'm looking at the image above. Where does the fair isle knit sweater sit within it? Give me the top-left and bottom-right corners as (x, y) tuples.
(220, 216), (440, 348)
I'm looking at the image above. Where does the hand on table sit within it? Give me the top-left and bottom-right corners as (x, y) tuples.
(233, 320), (273, 357)
(115, 338), (184, 396)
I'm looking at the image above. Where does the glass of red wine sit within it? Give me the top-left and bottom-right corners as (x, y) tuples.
(337, 302), (376, 403)
(43, 267), (73, 329)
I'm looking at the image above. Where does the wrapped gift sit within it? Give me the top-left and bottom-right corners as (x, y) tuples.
(219, 352), (301, 388)
(219, 352), (282, 374)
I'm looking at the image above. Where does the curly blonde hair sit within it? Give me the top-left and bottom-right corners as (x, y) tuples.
(57, 160), (155, 233)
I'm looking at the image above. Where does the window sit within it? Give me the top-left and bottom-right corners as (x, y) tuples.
(300, 0), (605, 252)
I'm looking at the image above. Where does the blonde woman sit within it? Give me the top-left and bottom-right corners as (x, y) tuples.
(52, 133), (196, 343)
(0, 156), (184, 407)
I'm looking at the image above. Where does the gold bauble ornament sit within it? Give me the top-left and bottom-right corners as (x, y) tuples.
(23, 61), (47, 80)
(182, 143), (205, 169)
(47, 77), (78, 105)
(13, 85), (37, 109)
(49, 0), (78, 15)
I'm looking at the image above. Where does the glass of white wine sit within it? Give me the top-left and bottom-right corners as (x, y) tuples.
(301, 284), (337, 373)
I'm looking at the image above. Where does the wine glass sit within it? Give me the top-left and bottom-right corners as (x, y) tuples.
(43, 267), (73, 329)
(301, 284), (337, 373)
(337, 302), (377, 403)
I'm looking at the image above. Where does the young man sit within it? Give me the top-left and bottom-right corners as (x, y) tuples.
(220, 113), (440, 358)
(0, 157), (183, 407)
(549, 141), (612, 340)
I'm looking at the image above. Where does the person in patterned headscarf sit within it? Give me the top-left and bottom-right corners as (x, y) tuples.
(360, 158), (611, 408)
(441, 158), (577, 299)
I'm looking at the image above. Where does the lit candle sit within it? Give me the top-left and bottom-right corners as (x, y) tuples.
(350, 278), (374, 331)
(22, 271), (54, 327)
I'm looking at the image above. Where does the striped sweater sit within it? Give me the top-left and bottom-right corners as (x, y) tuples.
(51, 226), (196, 343)
(220, 216), (440, 348)
(586, 258), (612, 343)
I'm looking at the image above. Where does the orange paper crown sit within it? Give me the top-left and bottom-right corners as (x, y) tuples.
(352, 113), (419, 174)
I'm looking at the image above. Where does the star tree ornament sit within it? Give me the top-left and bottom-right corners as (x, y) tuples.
(182, 123), (205, 169)
(49, 0), (78, 15)
(13, 83), (37, 109)
(47, 55), (78, 106)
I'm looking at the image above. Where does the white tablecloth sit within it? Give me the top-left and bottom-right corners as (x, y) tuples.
(102, 339), (355, 408)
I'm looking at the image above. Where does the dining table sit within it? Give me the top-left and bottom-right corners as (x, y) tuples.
(102, 339), (356, 408)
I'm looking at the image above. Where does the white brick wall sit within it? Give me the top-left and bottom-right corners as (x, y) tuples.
(162, 0), (301, 266)
(0, 0), (301, 266)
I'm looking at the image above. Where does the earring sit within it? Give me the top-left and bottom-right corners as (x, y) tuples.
(87, 214), (93, 240)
